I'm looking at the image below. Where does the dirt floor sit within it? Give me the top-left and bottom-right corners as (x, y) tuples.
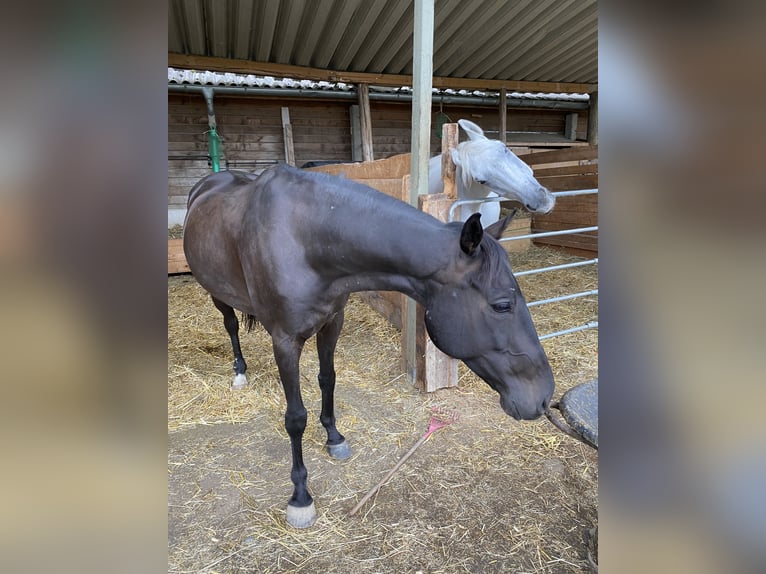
(168, 245), (598, 573)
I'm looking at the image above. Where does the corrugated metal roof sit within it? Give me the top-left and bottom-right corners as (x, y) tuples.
(167, 67), (590, 101)
(168, 0), (596, 87)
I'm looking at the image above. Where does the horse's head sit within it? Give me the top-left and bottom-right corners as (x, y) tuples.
(452, 119), (555, 214)
(425, 213), (554, 420)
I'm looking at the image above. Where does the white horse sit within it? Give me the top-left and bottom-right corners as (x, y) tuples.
(428, 119), (556, 222)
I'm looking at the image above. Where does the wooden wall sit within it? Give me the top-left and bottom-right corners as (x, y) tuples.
(168, 93), (590, 210)
(521, 146), (598, 257)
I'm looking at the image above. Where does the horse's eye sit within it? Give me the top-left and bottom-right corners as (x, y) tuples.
(491, 301), (513, 313)
(477, 179), (487, 185)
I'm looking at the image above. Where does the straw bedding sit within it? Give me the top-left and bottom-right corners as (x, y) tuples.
(168, 244), (598, 573)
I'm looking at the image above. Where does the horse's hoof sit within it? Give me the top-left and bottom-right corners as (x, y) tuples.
(232, 374), (248, 390)
(286, 501), (317, 529)
(326, 440), (352, 460)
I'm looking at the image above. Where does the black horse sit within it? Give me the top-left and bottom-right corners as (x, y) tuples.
(183, 165), (554, 528)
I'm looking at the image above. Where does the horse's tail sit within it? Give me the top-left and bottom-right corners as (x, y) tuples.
(241, 313), (258, 333)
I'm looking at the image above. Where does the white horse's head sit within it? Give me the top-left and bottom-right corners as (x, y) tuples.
(451, 119), (555, 214)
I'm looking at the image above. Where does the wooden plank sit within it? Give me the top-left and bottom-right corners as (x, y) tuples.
(414, 192), (459, 393)
(356, 291), (404, 330)
(519, 145), (598, 166)
(533, 164), (598, 177)
(281, 107), (295, 166)
(536, 174), (598, 192)
(305, 153), (411, 179)
(168, 239), (190, 274)
(533, 235), (598, 253)
(358, 84), (373, 161)
(357, 178), (406, 201)
(440, 123), (459, 200)
(168, 53), (596, 94)
(533, 242), (597, 259)
(499, 217), (532, 252)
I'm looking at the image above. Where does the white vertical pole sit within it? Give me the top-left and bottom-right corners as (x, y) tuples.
(405, 0), (434, 386)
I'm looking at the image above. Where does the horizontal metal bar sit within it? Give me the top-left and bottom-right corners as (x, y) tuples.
(515, 258), (598, 277)
(447, 189), (598, 222)
(527, 289), (598, 307)
(501, 225), (598, 242)
(539, 321), (599, 340)
(551, 189), (598, 197)
(448, 196), (507, 221)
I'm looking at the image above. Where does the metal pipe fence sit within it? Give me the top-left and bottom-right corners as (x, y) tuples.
(448, 189), (598, 340)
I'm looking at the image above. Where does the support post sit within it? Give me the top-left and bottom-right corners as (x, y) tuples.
(404, 0), (435, 387)
(407, 122), (460, 392)
(587, 90), (598, 145)
(498, 87), (507, 144)
(565, 112), (579, 141)
(281, 107), (295, 166)
(349, 104), (362, 162)
(358, 84), (373, 161)
(440, 122), (458, 200)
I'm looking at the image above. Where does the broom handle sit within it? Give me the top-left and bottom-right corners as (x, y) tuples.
(347, 433), (429, 516)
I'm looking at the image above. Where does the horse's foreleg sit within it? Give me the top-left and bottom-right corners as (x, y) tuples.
(211, 296), (248, 389)
(272, 335), (316, 529)
(317, 309), (352, 460)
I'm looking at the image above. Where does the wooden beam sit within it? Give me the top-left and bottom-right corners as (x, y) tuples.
(349, 105), (362, 162)
(281, 107), (295, 166)
(168, 53), (596, 94)
(564, 112), (578, 141)
(357, 84), (373, 162)
(440, 123), (459, 200)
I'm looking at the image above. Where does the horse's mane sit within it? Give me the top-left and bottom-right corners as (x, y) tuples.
(473, 235), (513, 291)
(455, 139), (493, 190)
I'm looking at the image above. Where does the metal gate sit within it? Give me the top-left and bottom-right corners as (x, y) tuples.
(449, 188), (598, 340)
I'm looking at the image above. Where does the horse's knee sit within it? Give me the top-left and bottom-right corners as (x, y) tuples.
(318, 371), (335, 391)
(284, 407), (308, 435)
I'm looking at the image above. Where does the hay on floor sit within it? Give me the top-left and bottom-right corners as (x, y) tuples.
(168, 244), (598, 574)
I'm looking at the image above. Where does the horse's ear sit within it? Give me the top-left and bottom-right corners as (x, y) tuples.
(458, 119), (488, 141)
(460, 213), (484, 256)
(484, 209), (517, 240)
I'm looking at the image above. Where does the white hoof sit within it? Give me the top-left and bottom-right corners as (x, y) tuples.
(232, 374), (248, 390)
(286, 501), (317, 529)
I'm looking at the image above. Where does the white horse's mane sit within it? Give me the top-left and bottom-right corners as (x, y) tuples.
(455, 139), (491, 191)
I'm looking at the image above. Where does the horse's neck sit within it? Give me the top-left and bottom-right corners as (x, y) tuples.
(319, 207), (453, 302)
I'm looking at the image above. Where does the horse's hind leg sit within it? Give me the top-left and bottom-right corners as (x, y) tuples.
(316, 307), (352, 460)
(211, 296), (248, 389)
(272, 335), (316, 528)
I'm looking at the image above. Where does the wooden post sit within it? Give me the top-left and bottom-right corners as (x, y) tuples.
(281, 107), (295, 166)
(587, 90), (598, 145)
(498, 87), (507, 144)
(440, 122), (459, 200)
(565, 112), (579, 141)
(358, 84), (373, 161)
(401, 123), (460, 392)
(349, 104), (362, 162)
